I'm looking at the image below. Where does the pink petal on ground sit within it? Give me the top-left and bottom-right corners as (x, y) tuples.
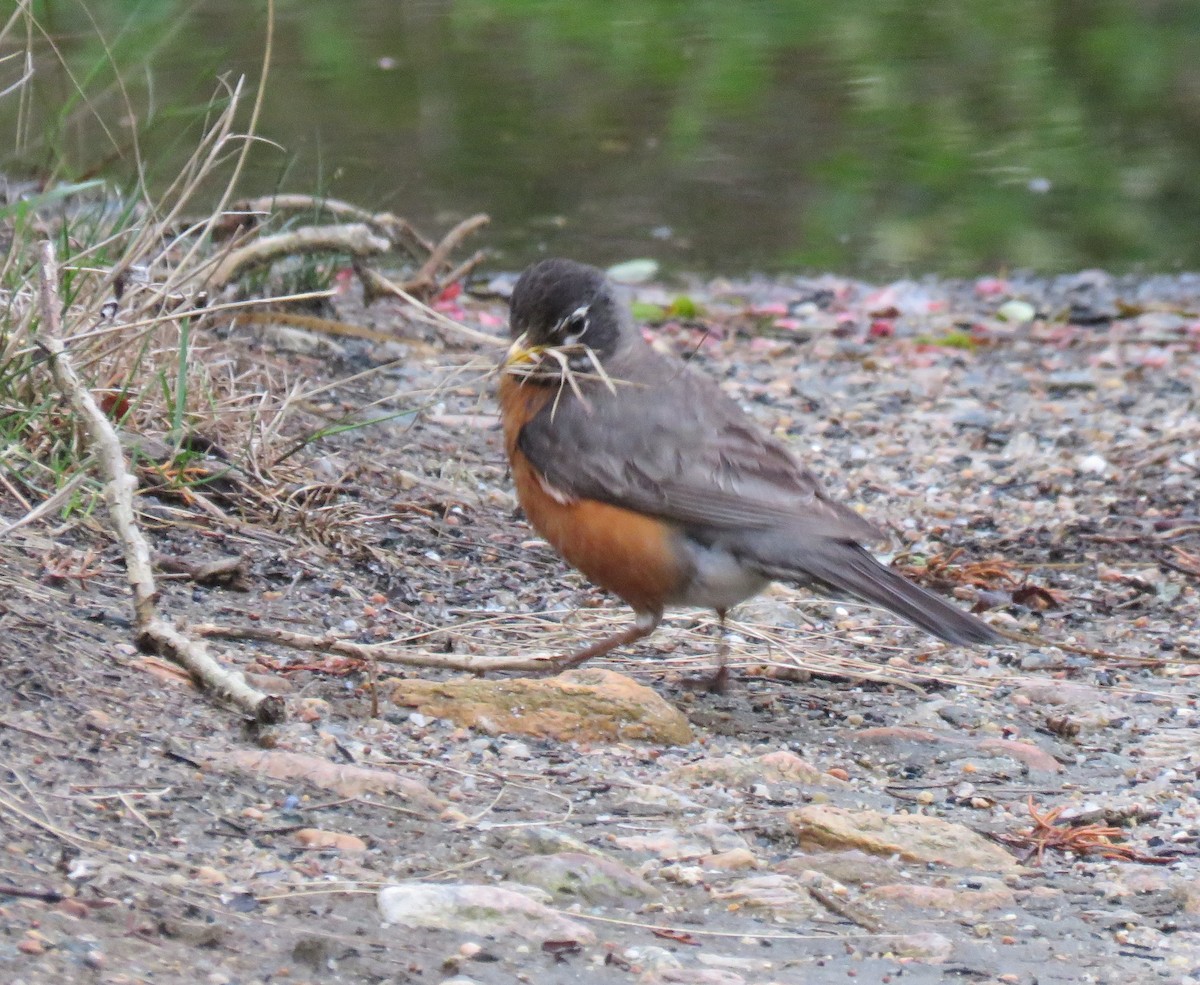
(975, 277), (1010, 298)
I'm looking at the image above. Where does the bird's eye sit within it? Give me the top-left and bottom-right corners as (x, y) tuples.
(556, 305), (589, 344)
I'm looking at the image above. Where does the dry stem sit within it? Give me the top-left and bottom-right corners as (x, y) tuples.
(35, 241), (283, 723)
(187, 622), (566, 674)
(209, 223), (391, 287)
(230, 194), (436, 257)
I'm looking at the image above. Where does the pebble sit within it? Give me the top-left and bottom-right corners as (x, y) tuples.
(505, 851), (661, 904)
(378, 882), (596, 944)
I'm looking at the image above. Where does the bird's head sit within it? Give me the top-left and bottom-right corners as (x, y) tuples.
(504, 259), (627, 381)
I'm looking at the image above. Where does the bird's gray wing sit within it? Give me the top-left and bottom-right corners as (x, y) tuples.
(516, 353), (881, 543)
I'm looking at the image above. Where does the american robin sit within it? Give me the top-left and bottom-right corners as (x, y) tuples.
(498, 258), (1000, 675)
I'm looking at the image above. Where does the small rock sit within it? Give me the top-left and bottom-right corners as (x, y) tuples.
(505, 852), (660, 904)
(616, 821), (750, 860)
(1077, 453), (1109, 474)
(378, 882), (595, 944)
(499, 740), (532, 759)
(868, 879), (1015, 912)
(295, 828), (368, 853)
(295, 697), (331, 721)
(789, 805), (1021, 872)
(80, 708), (116, 733)
(618, 782), (699, 813)
(499, 826), (597, 857)
(660, 864), (705, 886)
(607, 258), (659, 284)
(710, 874), (824, 921)
(700, 848), (760, 871)
(996, 299), (1036, 323)
(388, 670), (693, 745)
(1045, 369), (1096, 391)
(890, 932), (954, 963)
(779, 850), (901, 886)
(666, 750), (834, 789)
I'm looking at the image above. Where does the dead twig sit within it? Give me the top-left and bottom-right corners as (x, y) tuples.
(1159, 545), (1200, 578)
(413, 214), (491, 291)
(996, 796), (1176, 865)
(209, 223), (391, 287)
(186, 621), (569, 674)
(0, 470), (94, 539)
(354, 265), (503, 345)
(0, 719), (66, 743)
(227, 194), (436, 257)
(805, 885), (886, 933)
(35, 241), (283, 724)
(228, 309), (407, 345)
(0, 885), (66, 904)
(212, 199), (488, 303)
(893, 548), (1020, 590)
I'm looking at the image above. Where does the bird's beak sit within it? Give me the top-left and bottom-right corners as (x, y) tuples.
(504, 332), (543, 367)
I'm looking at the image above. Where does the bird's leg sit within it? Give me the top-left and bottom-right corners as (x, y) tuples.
(681, 608), (732, 693)
(706, 608), (732, 694)
(545, 609), (661, 673)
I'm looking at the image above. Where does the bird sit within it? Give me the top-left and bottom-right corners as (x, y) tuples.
(497, 258), (1001, 680)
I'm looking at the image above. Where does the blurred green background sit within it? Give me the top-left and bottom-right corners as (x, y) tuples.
(6, 0), (1200, 277)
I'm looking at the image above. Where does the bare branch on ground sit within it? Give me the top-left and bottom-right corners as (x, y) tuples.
(35, 241), (284, 724)
(209, 223), (391, 288)
(187, 622), (561, 675)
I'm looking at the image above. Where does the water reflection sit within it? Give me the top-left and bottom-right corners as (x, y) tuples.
(5, 0), (1200, 276)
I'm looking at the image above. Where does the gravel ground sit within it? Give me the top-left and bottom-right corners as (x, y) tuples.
(1, 267), (1199, 985)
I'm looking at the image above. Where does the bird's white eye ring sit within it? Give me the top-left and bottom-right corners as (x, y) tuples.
(557, 304), (589, 344)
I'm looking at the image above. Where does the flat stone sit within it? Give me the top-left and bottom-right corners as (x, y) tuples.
(498, 825), (597, 857)
(867, 879), (1015, 912)
(667, 750), (836, 789)
(789, 805), (1021, 873)
(388, 669), (693, 745)
(616, 821), (751, 861)
(294, 828), (368, 853)
(889, 932), (954, 963)
(205, 748), (443, 810)
(709, 874), (824, 922)
(378, 881), (595, 944)
(778, 849), (901, 886)
(505, 851), (660, 904)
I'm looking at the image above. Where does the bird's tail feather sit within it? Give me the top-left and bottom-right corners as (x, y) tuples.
(762, 542), (1001, 646)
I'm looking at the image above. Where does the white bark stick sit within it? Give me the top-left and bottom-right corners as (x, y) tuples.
(36, 241), (283, 722)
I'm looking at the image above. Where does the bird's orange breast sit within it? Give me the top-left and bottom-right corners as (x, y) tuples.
(498, 375), (684, 614)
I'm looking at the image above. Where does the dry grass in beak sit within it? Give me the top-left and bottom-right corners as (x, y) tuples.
(502, 339), (630, 421)
(503, 332), (540, 368)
